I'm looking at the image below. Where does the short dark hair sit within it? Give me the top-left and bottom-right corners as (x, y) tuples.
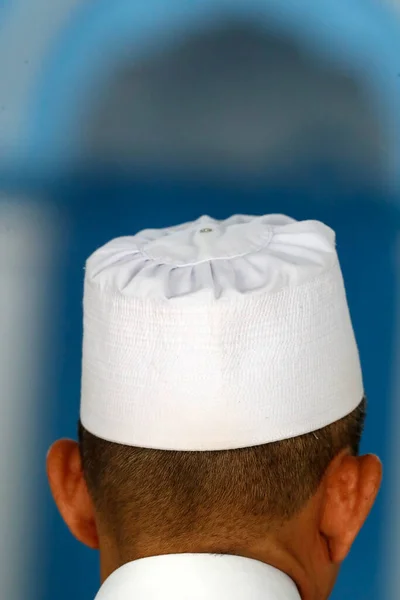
(79, 398), (366, 554)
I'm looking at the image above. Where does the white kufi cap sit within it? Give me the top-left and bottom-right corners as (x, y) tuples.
(80, 214), (363, 450)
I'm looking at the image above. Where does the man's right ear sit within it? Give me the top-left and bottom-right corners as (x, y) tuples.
(46, 439), (99, 549)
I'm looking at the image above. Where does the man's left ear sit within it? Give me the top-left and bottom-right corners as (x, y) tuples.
(319, 452), (382, 564)
(47, 439), (99, 549)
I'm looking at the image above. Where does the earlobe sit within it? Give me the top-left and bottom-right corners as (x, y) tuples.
(47, 439), (99, 550)
(320, 452), (382, 564)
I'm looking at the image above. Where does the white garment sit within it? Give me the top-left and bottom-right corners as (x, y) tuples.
(95, 554), (301, 600)
(81, 213), (363, 451)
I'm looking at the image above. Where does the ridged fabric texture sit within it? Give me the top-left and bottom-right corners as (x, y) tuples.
(81, 214), (363, 450)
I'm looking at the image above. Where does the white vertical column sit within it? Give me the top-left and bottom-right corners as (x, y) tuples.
(0, 197), (60, 600)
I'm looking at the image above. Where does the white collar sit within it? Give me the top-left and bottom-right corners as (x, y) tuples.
(95, 554), (301, 599)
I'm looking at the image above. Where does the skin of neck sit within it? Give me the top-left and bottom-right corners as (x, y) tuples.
(97, 489), (337, 600)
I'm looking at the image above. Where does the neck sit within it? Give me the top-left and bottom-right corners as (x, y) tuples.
(99, 531), (316, 600)
(96, 554), (302, 600)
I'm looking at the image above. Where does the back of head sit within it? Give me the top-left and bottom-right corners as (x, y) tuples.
(48, 214), (381, 600)
(78, 401), (366, 558)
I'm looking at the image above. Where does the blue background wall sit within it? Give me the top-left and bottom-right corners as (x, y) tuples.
(1, 2), (400, 599)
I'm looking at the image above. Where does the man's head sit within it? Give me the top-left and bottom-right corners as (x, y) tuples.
(47, 397), (381, 599)
(47, 215), (382, 599)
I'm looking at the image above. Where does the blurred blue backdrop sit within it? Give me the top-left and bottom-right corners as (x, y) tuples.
(1, 1), (400, 599)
